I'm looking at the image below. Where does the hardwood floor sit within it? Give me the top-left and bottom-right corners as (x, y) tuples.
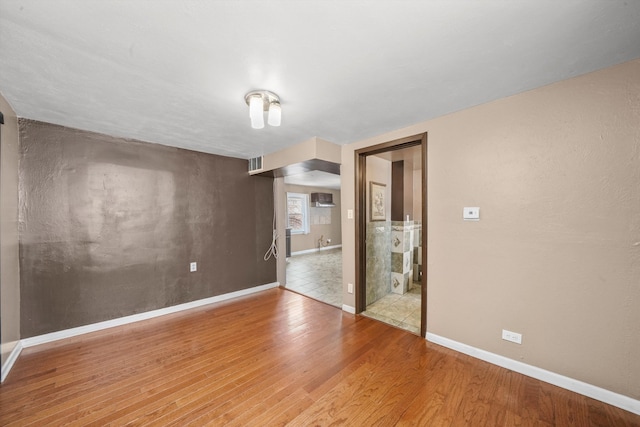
(1, 288), (638, 426)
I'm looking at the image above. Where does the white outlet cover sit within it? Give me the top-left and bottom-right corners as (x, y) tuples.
(190, 262), (197, 272)
(463, 207), (480, 221)
(502, 329), (522, 344)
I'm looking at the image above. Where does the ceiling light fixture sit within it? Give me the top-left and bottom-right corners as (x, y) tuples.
(244, 90), (281, 129)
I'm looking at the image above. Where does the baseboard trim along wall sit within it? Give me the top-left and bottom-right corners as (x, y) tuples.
(1, 282), (278, 382)
(20, 282), (280, 350)
(342, 304), (356, 314)
(426, 332), (640, 416)
(1, 341), (23, 383)
(290, 244), (342, 257)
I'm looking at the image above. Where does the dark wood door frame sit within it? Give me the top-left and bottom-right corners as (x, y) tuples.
(355, 133), (428, 337)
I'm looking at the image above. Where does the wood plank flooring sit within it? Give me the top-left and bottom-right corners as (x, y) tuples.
(1, 288), (638, 426)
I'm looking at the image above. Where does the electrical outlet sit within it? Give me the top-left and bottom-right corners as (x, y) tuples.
(347, 283), (354, 294)
(347, 209), (353, 219)
(190, 262), (197, 272)
(502, 329), (522, 344)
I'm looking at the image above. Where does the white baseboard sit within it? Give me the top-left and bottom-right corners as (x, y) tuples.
(342, 304), (356, 314)
(1, 341), (23, 383)
(21, 282), (279, 349)
(291, 244), (342, 256)
(426, 332), (640, 416)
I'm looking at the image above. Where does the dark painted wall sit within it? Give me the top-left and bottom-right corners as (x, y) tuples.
(19, 119), (276, 337)
(391, 161), (404, 221)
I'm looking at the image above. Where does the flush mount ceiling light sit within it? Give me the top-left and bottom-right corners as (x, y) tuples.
(244, 90), (281, 129)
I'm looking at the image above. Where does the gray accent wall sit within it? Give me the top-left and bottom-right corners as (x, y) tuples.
(19, 119), (276, 338)
(1, 93), (21, 371)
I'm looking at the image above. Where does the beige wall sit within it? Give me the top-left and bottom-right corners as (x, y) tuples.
(365, 156), (391, 222)
(261, 136), (341, 172)
(412, 169), (422, 221)
(403, 158), (414, 220)
(0, 92), (21, 372)
(285, 184), (341, 253)
(341, 59), (640, 400)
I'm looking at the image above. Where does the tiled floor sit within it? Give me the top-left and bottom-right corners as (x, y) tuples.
(362, 284), (422, 335)
(285, 248), (343, 308)
(286, 248), (422, 335)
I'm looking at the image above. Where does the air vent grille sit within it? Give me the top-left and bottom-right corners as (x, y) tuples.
(248, 156), (263, 173)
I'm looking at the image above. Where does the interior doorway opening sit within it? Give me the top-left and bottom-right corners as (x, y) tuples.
(355, 134), (427, 336)
(280, 170), (343, 308)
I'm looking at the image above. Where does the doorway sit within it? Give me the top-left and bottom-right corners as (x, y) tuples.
(355, 133), (427, 336)
(282, 171), (343, 308)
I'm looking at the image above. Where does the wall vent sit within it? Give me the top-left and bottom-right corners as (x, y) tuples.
(248, 156), (263, 174)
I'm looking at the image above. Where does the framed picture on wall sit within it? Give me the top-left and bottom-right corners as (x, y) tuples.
(369, 181), (386, 221)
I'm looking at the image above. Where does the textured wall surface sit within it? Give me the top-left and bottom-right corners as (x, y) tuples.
(0, 92), (21, 370)
(341, 59), (640, 400)
(19, 120), (276, 337)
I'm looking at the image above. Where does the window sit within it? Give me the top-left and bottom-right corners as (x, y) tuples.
(287, 192), (310, 234)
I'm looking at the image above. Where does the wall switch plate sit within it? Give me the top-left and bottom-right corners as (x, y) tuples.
(502, 329), (522, 344)
(463, 207), (480, 221)
(347, 283), (354, 294)
(347, 209), (354, 219)
(190, 262), (197, 272)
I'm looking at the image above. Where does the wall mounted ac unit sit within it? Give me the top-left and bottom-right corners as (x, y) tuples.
(310, 192), (335, 207)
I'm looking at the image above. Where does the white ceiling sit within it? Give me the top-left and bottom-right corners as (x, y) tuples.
(1, 1), (639, 161)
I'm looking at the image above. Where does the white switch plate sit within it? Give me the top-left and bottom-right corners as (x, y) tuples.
(347, 283), (354, 294)
(502, 329), (522, 344)
(190, 262), (197, 272)
(463, 207), (480, 221)
(347, 209), (354, 219)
